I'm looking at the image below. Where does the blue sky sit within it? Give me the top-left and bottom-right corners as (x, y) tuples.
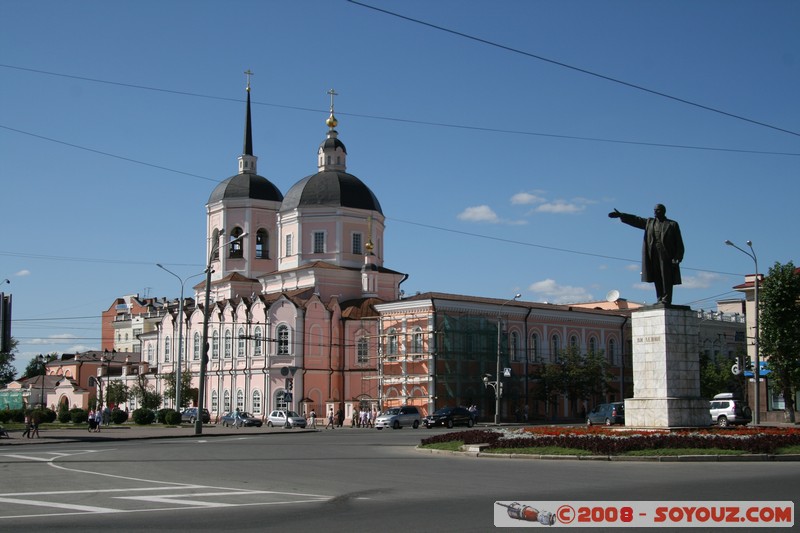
(2, 1), (798, 376)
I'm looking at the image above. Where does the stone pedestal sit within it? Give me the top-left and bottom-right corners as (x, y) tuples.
(624, 305), (710, 428)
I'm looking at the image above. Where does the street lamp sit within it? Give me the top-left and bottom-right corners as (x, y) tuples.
(725, 239), (760, 426)
(483, 293), (521, 425)
(37, 354), (45, 409)
(196, 231), (248, 435)
(157, 264), (204, 413)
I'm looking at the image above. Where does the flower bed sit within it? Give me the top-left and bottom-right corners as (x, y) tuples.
(419, 426), (800, 455)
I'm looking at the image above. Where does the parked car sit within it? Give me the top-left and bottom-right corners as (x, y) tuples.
(180, 408), (210, 424)
(423, 406), (475, 428)
(266, 410), (307, 428)
(375, 406), (421, 429)
(220, 411), (263, 427)
(709, 393), (752, 427)
(586, 402), (625, 426)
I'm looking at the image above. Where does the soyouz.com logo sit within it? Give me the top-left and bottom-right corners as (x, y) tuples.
(494, 501), (794, 528)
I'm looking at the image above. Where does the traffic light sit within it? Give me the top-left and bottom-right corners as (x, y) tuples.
(285, 378), (293, 391)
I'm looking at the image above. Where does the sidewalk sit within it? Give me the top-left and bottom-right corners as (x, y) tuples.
(0, 424), (310, 446)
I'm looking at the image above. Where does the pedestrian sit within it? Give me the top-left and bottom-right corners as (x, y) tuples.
(351, 408), (359, 428)
(31, 411), (41, 438)
(309, 409), (317, 429)
(336, 408), (344, 427)
(359, 408), (368, 428)
(234, 408), (242, 429)
(22, 412), (32, 438)
(103, 406), (111, 426)
(325, 409), (335, 429)
(523, 404), (529, 423)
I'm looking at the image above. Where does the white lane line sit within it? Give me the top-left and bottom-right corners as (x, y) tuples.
(0, 497), (120, 514)
(0, 486), (207, 497)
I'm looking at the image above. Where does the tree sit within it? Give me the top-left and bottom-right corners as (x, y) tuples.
(699, 351), (744, 399)
(21, 353), (58, 379)
(0, 337), (18, 386)
(128, 374), (162, 411)
(105, 380), (129, 407)
(531, 346), (612, 418)
(758, 261), (800, 423)
(160, 371), (193, 409)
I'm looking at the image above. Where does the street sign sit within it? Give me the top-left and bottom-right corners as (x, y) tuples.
(503, 368), (511, 377)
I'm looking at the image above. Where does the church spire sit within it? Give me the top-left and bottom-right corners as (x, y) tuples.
(317, 88), (347, 172)
(238, 70), (258, 175)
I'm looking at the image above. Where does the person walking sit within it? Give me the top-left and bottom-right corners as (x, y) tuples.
(31, 411), (41, 438)
(22, 412), (32, 438)
(309, 409), (317, 429)
(325, 409), (335, 429)
(234, 408), (242, 429)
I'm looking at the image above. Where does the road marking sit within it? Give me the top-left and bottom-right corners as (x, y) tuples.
(0, 496), (120, 514)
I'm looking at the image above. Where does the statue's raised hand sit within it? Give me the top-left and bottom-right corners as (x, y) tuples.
(608, 209), (621, 218)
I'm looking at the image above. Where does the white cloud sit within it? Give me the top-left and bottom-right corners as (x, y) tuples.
(535, 201), (586, 214)
(15, 269), (30, 277)
(528, 278), (593, 304)
(510, 192), (545, 205)
(681, 271), (722, 289)
(457, 205), (499, 223)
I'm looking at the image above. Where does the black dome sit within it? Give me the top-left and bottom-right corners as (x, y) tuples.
(320, 136), (347, 154)
(281, 171), (382, 214)
(208, 173), (283, 203)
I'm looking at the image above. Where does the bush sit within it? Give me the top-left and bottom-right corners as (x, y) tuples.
(70, 408), (88, 424)
(0, 408), (25, 424)
(33, 408), (56, 424)
(156, 408), (175, 424)
(111, 408), (128, 425)
(57, 403), (71, 423)
(132, 408), (156, 425)
(164, 410), (182, 425)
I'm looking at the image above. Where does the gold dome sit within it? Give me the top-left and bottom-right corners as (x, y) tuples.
(326, 113), (338, 128)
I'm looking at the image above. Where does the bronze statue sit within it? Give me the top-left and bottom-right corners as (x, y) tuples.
(609, 204), (684, 305)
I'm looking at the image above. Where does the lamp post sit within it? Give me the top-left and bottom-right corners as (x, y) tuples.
(37, 354), (45, 409)
(196, 231), (247, 435)
(724, 239), (760, 426)
(483, 293), (521, 425)
(157, 264), (204, 413)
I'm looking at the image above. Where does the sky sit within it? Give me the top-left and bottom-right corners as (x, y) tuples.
(2, 1), (798, 377)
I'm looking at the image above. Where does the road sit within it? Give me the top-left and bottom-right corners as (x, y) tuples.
(0, 427), (797, 532)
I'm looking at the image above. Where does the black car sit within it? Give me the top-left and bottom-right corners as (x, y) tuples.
(180, 408), (210, 424)
(220, 411), (263, 427)
(586, 402), (625, 426)
(423, 407), (475, 429)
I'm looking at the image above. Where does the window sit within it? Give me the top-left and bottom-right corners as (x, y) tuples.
(510, 332), (520, 361)
(211, 390), (218, 413)
(223, 390), (231, 412)
(530, 333), (539, 362)
(285, 234), (293, 257)
(570, 335), (579, 349)
(277, 325), (290, 355)
(212, 331), (219, 359)
(229, 227), (244, 258)
(164, 336), (171, 362)
(275, 391), (288, 411)
(193, 332), (200, 361)
(387, 328), (398, 360)
(212, 228), (221, 260)
(551, 334), (560, 360)
(236, 390), (244, 411)
(412, 327), (423, 357)
(147, 343), (154, 363)
(252, 390), (262, 415)
(608, 338), (617, 366)
(589, 336), (598, 354)
(237, 327), (245, 357)
(352, 233), (363, 255)
(253, 326), (262, 356)
(256, 229), (269, 259)
(313, 231), (325, 253)
(224, 330), (232, 358)
(357, 337), (369, 364)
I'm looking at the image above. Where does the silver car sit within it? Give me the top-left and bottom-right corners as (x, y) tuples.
(374, 406), (421, 430)
(267, 410), (307, 428)
(709, 393), (752, 427)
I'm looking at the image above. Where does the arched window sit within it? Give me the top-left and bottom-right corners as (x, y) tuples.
(275, 390), (288, 411)
(211, 390), (218, 413)
(551, 334), (560, 361)
(256, 229), (269, 259)
(608, 338), (617, 366)
(212, 228), (221, 260)
(530, 333), (539, 362)
(589, 336), (598, 354)
(212, 331), (219, 359)
(387, 328), (398, 360)
(164, 336), (171, 362)
(570, 335), (579, 349)
(253, 326), (262, 356)
(510, 331), (520, 361)
(357, 337), (369, 364)
(229, 227), (244, 258)
(236, 390), (244, 411)
(147, 343), (154, 363)
(252, 390), (262, 415)
(412, 327), (424, 357)
(193, 332), (200, 361)
(237, 327), (245, 357)
(224, 329), (232, 358)
(223, 390), (231, 413)
(277, 324), (290, 355)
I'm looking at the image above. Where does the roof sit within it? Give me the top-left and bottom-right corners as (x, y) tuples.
(208, 173), (284, 203)
(281, 171), (382, 214)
